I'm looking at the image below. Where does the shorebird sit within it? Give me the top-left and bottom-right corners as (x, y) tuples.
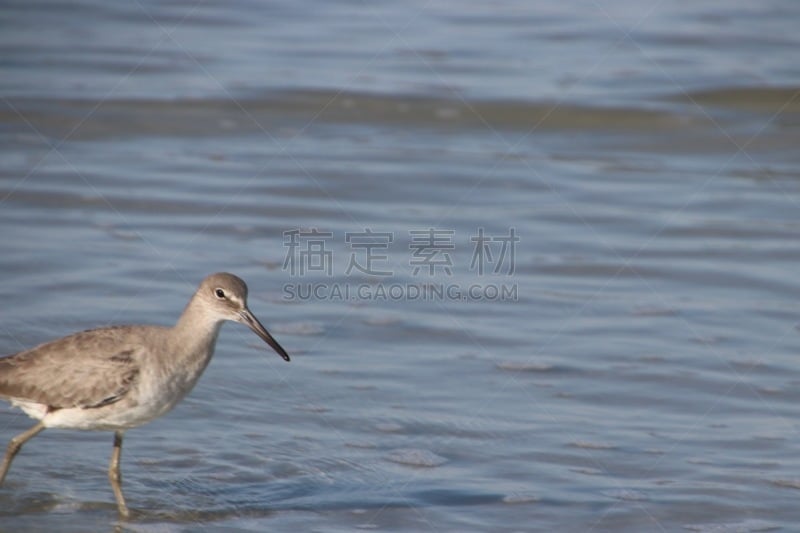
(0, 272), (290, 517)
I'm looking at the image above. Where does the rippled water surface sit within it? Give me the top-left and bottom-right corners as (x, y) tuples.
(2, 1), (800, 531)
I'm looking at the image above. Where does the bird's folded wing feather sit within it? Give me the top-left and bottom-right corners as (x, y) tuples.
(0, 328), (141, 410)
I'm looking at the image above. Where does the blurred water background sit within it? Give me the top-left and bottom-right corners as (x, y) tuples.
(1, 1), (800, 531)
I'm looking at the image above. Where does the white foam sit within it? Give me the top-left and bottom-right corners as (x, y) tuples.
(771, 478), (800, 489)
(496, 361), (555, 372)
(683, 519), (777, 532)
(502, 492), (540, 504)
(569, 441), (617, 450)
(385, 448), (447, 467)
(603, 489), (648, 501)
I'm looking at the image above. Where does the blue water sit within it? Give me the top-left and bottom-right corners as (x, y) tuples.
(1, 1), (800, 531)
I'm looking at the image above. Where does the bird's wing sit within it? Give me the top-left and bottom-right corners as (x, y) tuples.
(0, 327), (141, 410)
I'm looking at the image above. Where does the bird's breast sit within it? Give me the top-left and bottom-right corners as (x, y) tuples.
(137, 346), (215, 412)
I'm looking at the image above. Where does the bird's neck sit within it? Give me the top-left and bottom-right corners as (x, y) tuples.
(170, 295), (224, 364)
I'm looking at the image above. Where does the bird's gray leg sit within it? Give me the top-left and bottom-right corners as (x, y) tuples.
(0, 421), (45, 485)
(109, 430), (130, 518)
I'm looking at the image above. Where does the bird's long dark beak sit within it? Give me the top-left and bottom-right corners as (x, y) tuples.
(239, 309), (290, 361)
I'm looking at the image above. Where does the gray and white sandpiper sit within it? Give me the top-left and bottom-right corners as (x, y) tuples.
(0, 272), (290, 517)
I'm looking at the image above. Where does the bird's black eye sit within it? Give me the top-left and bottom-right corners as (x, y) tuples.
(215, 288), (226, 299)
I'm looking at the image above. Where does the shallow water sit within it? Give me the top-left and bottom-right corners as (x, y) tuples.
(2, 1), (800, 531)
